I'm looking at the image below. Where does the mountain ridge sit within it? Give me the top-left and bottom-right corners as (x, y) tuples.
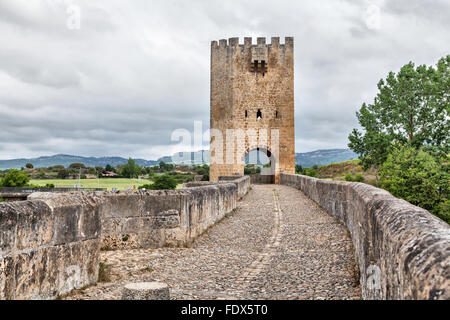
(0, 149), (358, 169)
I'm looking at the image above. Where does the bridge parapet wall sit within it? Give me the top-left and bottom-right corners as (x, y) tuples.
(186, 175), (251, 200)
(99, 183), (237, 249)
(218, 175), (251, 199)
(280, 173), (450, 300)
(0, 192), (102, 300)
(0, 180), (249, 299)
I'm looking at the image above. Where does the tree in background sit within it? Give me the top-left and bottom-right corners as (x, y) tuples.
(244, 164), (261, 175)
(50, 165), (65, 172)
(302, 168), (318, 178)
(349, 56), (450, 171)
(57, 168), (69, 179)
(120, 158), (142, 178)
(380, 146), (449, 223)
(25, 163), (34, 169)
(69, 163), (86, 169)
(0, 169), (30, 187)
(159, 161), (174, 172)
(192, 164), (209, 181)
(37, 169), (46, 179)
(147, 174), (177, 190)
(105, 164), (115, 172)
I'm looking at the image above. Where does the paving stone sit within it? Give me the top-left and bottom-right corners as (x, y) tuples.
(65, 185), (361, 300)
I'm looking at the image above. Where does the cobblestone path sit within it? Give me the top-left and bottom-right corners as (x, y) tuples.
(66, 184), (361, 300)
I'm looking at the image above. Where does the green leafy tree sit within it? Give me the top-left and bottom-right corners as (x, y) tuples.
(86, 167), (96, 175)
(345, 173), (354, 181)
(25, 163), (34, 169)
(69, 162), (86, 169)
(38, 169), (46, 179)
(244, 164), (261, 175)
(302, 168), (317, 177)
(57, 168), (69, 179)
(159, 161), (174, 172)
(50, 165), (64, 172)
(0, 169), (30, 187)
(349, 56), (450, 171)
(120, 158), (142, 178)
(148, 174), (177, 190)
(295, 165), (303, 173)
(380, 146), (449, 223)
(105, 164), (115, 172)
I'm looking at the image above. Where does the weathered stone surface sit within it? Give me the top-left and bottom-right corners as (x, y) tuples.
(153, 210), (180, 229)
(218, 176), (250, 199)
(0, 256), (15, 300)
(100, 183), (240, 249)
(65, 185), (361, 300)
(0, 179), (249, 299)
(0, 193), (101, 300)
(280, 173), (450, 300)
(99, 193), (143, 219)
(56, 239), (100, 296)
(122, 282), (169, 300)
(28, 192), (102, 244)
(14, 201), (53, 251)
(0, 202), (18, 255)
(210, 37), (295, 183)
(250, 173), (275, 184)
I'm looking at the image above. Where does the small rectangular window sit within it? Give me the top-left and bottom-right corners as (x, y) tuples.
(257, 109), (262, 119)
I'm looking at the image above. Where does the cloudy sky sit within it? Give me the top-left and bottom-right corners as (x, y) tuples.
(0, 0), (449, 160)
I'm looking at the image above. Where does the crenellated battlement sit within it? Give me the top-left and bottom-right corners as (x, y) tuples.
(211, 36), (293, 49)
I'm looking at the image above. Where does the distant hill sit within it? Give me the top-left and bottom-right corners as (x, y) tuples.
(0, 149), (358, 169)
(0, 154), (159, 169)
(295, 149), (358, 167)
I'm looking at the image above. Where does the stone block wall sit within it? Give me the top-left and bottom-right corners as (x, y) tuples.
(100, 183), (238, 249)
(280, 173), (450, 300)
(218, 175), (250, 199)
(185, 175), (250, 200)
(0, 177), (249, 299)
(210, 37), (295, 182)
(250, 173), (275, 184)
(0, 192), (102, 300)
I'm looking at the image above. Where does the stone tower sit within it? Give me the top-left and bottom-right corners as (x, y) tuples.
(210, 37), (295, 183)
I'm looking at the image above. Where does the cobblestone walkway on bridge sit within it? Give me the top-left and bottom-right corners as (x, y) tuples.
(66, 185), (361, 300)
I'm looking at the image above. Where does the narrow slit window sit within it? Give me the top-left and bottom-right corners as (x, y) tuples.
(257, 109), (262, 119)
(275, 110), (278, 118)
(261, 61), (266, 76)
(245, 110), (248, 118)
(254, 61), (258, 73)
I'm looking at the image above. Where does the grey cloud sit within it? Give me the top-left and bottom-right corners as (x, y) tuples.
(0, 0), (448, 159)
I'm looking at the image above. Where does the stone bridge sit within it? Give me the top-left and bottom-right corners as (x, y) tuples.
(0, 174), (448, 300)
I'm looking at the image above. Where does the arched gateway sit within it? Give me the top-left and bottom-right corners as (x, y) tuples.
(209, 36), (295, 183)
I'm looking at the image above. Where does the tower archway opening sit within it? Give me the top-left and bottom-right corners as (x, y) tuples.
(243, 147), (275, 184)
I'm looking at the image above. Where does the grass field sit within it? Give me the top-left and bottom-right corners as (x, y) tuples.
(30, 178), (151, 191)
